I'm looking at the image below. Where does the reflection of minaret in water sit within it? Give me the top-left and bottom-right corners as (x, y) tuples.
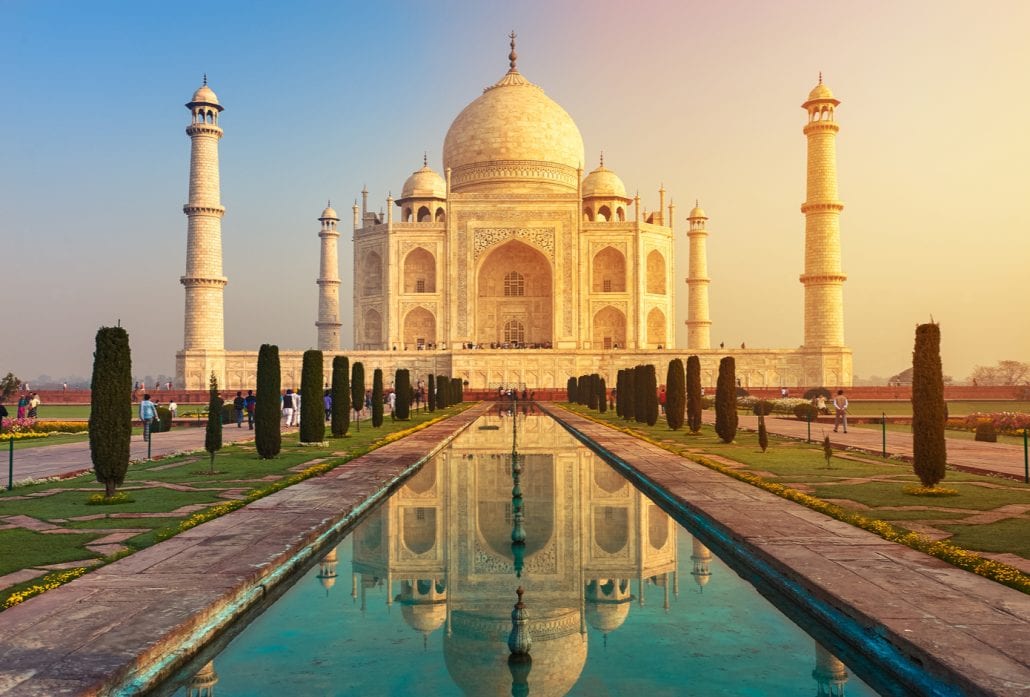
(812, 642), (849, 696)
(690, 537), (712, 592)
(316, 547), (338, 596)
(186, 660), (218, 697)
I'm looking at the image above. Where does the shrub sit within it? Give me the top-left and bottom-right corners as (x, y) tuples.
(598, 377), (608, 414)
(793, 403), (818, 421)
(255, 344), (281, 458)
(394, 369), (411, 420)
(351, 362), (365, 431)
(665, 359), (685, 430)
(735, 386), (750, 398)
(331, 356), (350, 437)
(803, 387), (832, 400)
(623, 368), (636, 421)
(912, 322), (946, 487)
(205, 373), (223, 472)
(686, 356), (702, 433)
(758, 415), (768, 452)
(155, 406), (172, 433)
(715, 357), (737, 443)
(753, 400), (774, 416)
(567, 377), (577, 403)
(701, 396), (714, 410)
(974, 421), (997, 443)
(437, 374), (449, 409)
(428, 374), (436, 412)
(300, 350), (324, 443)
(89, 326), (132, 498)
(371, 369), (384, 427)
(644, 364), (659, 427)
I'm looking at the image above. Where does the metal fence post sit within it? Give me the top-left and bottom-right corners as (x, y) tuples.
(7, 438), (13, 491)
(882, 412), (887, 458)
(1024, 427), (1028, 484)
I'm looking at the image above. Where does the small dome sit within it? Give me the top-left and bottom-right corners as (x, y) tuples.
(190, 83), (221, 107)
(319, 575), (337, 591)
(320, 203), (339, 220)
(582, 164), (628, 200)
(805, 76), (838, 104)
(586, 600), (631, 634)
(400, 165), (446, 200)
(688, 203), (707, 219)
(401, 602), (447, 634)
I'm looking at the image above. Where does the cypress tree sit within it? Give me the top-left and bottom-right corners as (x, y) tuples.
(437, 374), (448, 408)
(567, 376), (577, 403)
(395, 368), (411, 420)
(205, 373), (223, 472)
(758, 414), (769, 452)
(665, 358), (685, 430)
(912, 322), (947, 487)
(633, 365), (647, 423)
(452, 377), (462, 404)
(428, 374), (437, 411)
(351, 362), (365, 431)
(686, 355), (702, 433)
(587, 373), (599, 410)
(331, 356), (350, 437)
(623, 368), (636, 421)
(88, 326), (132, 498)
(371, 368), (384, 427)
(644, 364), (659, 426)
(300, 350), (324, 443)
(255, 344), (281, 458)
(615, 370), (624, 417)
(715, 356), (738, 443)
(598, 377), (608, 414)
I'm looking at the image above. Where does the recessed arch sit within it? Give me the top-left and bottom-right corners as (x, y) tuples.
(417, 205), (431, 222)
(403, 307), (436, 349)
(404, 247), (436, 293)
(362, 251), (383, 296)
(595, 506), (629, 554)
(476, 240), (552, 346)
(646, 250), (666, 294)
(363, 308), (382, 347)
(593, 306), (626, 349)
(435, 207), (445, 222)
(593, 246), (626, 293)
(646, 307), (666, 347)
(403, 507), (436, 555)
(597, 205), (611, 222)
(648, 504), (669, 550)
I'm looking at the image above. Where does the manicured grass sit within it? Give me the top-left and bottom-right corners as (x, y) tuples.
(562, 404), (1030, 565)
(0, 529), (100, 576)
(845, 400), (1030, 416)
(864, 422), (1026, 446)
(1, 487), (225, 520)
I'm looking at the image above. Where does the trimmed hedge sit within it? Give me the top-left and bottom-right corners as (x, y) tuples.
(715, 356), (737, 443)
(89, 326), (132, 497)
(300, 350), (324, 443)
(331, 356), (350, 437)
(371, 369), (384, 427)
(912, 322), (947, 487)
(665, 359), (685, 430)
(255, 344), (281, 458)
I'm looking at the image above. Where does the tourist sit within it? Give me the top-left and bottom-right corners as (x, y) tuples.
(245, 390), (256, 429)
(16, 394), (28, 419)
(293, 389), (302, 426)
(0, 401), (8, 419)
(282, 389), (295, 427)
(27, 393), (40, 418)
(323, 390), (332, 421)
(140, 393), (158, 442)
(233, 391), (246, 428)
(387, 390), (396, 413)
(832, 390), (848, 433)
(169, 400), (178, 420)
(658, 386), (666, 414)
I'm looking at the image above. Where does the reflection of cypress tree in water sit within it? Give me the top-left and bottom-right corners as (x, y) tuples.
(812, 642), (849, 696)
(186, 660), (218, 697)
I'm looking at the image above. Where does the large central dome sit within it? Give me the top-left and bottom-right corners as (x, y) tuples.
(443, 58), (585, 193)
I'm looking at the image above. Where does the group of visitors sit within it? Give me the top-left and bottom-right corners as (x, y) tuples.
(11, 393), (42, 419)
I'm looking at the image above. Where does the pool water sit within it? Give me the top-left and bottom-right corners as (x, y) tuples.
(163, 410), (880, 696)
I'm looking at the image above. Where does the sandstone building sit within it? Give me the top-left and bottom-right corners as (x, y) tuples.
(176, 41), (852, 390)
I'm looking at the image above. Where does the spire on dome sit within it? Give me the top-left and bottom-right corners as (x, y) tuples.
(599, 151), (604, 168)
(508, 30), (518, 71)
(818, 71), (823, 85)
(203, 73), (207, 86)
(423, 151), (428, 167)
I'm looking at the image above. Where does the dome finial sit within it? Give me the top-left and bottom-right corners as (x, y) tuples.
(203, 73), (208, 86)
(599, 151), (604, 168)
(695, 198), (699, 207)
(508, 30), (518, 71)
(818, 71), (823, 85)
(423, 151), (428, 167)
(327, 199), (331, 208)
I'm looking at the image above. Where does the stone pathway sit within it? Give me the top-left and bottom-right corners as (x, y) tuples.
(547, 404), (1030, 696)
(0, 404), (487, 696)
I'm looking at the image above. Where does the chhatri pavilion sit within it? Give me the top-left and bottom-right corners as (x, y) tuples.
(175, 38), (851, 390)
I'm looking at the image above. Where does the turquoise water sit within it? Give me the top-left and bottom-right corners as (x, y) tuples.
(162, 411), (880, 696)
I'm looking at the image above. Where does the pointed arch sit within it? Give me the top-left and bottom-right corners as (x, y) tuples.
(593, 306), (626, 349)
(417, 205), (431, 222)
(646, 250), (666, 294)
(403, 307), (436, 349)
(646, 307), (666, 347)
(476, 240), (552, 346)
(362, 250), (382, 296)
(363, 308), (382, 347)
(593, 246), (626, 293)
(404, 247), (436, 293)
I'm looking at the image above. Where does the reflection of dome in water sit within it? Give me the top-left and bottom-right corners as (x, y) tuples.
(585, 601), (630, 634)
(444, 607), (586, 697)
(401, 602), (447, 634)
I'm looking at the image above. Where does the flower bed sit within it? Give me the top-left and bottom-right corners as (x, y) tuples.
(0, 418), (89, 437)
(948, 412), (1030, 437)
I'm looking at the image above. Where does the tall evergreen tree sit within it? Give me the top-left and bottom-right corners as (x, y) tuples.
(428, 374), (437, 411)
(633, 365), (647, 423)
(912, 322), (947, 487)
(587, 373), (599, 410)
(715, 356), (738, 443)
(567, 376), (577, 403)
(665, 359), (685, 430)
(255, 344), (281, 458)
(686, 355), (702, 433)
(89, 326), (132, 498)
(452, 378), (462, 404)
(758, 414), (769, 452)
(371, 368), (384, 427)
(598, 377), (608, 414)
(300, 350), (324, 443)
(395, 368), (411, 419)
(331, 356), (350, 437)
(644, 364), (659, 426)
(351, 362), (365, 431)
(615, 370), (624, 417)
(623, 368), (636, 421)
(437, 374), (449, 408)
(205, 373), (223, 472)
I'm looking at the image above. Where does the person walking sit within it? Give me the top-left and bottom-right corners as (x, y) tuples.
(16, 394), (28, 419)
(140, 393), (158, 442)
(244, 390), (256, 429)
(833, 390), (848, 433)
(282, 389), (295, 428)
(292, 389), (302, 427)
(232, 391), (246, 428)
(323, 390), (332, 422)
(169, 400), (178, 420)
(27, 393), (40, 418)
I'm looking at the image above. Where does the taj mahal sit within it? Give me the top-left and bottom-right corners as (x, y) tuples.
(175, 37), (851, 390)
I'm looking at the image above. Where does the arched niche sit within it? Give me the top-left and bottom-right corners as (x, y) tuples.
(403, 507), (436, 555)
(592, 246), (626, 293)
(594, 506), (629, 554)
(647, 307), (666, 347)
(404, 307), (436, 349)
(593, 306), (626, 349)
(417, 205), (431, 222)
(404, 459), (437, 495)
(362, 251), (383, 296)
(476, 454), (554, 559)
(646, 250), (666, 294)
(476, 240), (552, 346)
(404, 247), (436, 293)
(593, 465), (627, 494)
(648, 504), (669, 549)
(363, 309), (382, 347)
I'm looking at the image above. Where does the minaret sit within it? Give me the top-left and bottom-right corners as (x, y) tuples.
(181, 76), (227, 354)
(686, 201), (712, 349)
(812, 642), (849, 696)
(316, 202), (341, 350)
(801, 74), (846, 348)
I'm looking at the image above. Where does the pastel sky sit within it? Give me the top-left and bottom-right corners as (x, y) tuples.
(1, 0), (1027, 383)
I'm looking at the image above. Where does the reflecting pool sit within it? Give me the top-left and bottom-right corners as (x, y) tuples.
(162, 409), (880, 696)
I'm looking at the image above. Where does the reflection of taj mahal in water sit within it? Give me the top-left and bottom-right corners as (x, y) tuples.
(184, 410), (853, 696)
(176, 37), (852, 390)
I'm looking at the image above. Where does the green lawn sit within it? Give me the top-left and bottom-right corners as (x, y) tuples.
(861, 422), (1027, 446)
(561, 404), (1030, 567)
(845, 400), (1030, 416)
(0, 404), (470, 609)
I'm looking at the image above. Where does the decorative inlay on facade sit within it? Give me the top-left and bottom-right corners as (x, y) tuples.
(473, 227), (554, 261)
(400, 301), (437, 317)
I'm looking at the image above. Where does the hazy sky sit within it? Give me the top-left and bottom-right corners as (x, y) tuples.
(1, 0), (1027, 383)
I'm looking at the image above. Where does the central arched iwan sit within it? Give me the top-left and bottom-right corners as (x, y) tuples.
(476, 240), (552, 346)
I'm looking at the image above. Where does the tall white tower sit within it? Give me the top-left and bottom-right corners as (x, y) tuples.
(685, 201), (712, 349)
(801, 75), (846, 348)
(316, 202), (341, 350)
(181, 77), (227, 355)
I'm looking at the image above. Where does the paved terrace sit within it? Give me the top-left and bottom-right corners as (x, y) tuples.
(0, 404), (488, 696)
(545, 405), (1030, 697)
